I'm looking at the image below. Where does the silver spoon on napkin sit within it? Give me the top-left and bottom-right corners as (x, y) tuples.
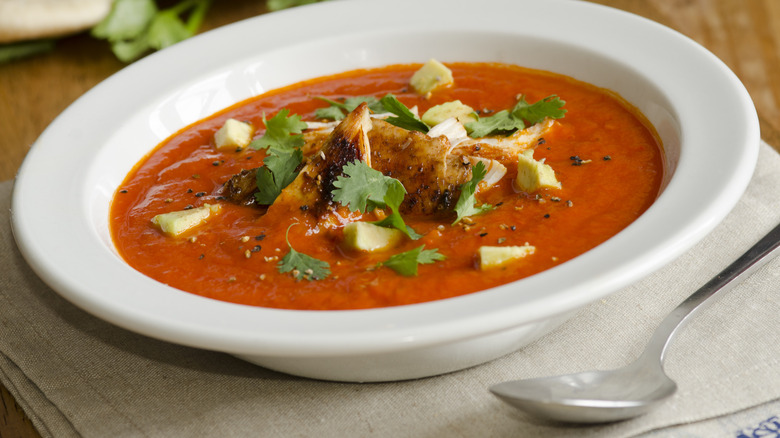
(490, 221), (780, 423)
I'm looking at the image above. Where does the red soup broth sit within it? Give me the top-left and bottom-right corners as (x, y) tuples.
(110, 62), (664, 310)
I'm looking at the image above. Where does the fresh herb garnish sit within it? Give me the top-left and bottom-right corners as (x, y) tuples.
(278, 224), (331, 281)
(465, 95), (566, 138)
(254, 147), (303, 204)
(379, 94), (429, 133)
(91, 0), (211, 63)
(332, 161), (421, 240)
(251, 109), (308, 151)
(452, 161), (493, 224)
(251, 109), (308, 205)
(378, 245), (446, 277)
(314, 96), (385, 120)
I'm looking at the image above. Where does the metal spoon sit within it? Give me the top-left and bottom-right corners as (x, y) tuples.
(490, 221), (780, 423)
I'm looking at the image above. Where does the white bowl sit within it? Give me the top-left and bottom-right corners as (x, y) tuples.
(11, 0), (759, 381)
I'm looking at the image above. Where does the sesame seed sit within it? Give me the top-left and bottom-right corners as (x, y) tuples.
(259, 274), (266, 280)
(566, 200), (574, 207)
(195, 192), (206, 197)
(498, 237), (507, 244)
(241, 236), (250, 242)
(228, 276), (236, 282)
(188, 236), (197, 243)
(245, 250), (251, 258)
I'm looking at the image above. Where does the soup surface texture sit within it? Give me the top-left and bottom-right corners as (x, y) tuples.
(110, 62), (664, 310)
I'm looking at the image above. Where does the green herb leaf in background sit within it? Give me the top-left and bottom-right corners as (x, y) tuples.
(92, 0), (211, 63)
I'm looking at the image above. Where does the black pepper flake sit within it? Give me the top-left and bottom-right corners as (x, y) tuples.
(216, 196), (226, 201)
(183, 204), (194, 210)
(198, 254), (205, 260)
(187, 188), (193, 193)
(235, 147), (243, 153)
(510, 225), (516, 231)
(570, 156), (584, 166)
(255, 234), (266, 241)
(212, 160), (222, 166)
(479, 232), (488, 237)
(195, 192), (206, 197)
(603, 155), (612, 161)
(251, 245), (262, 252)
(299, 205), (309, 211)
(496, 202), (504, 207)
(474, 145), (481, 151)
(544, 214), (551, 218)
(119, 189), (128, 193)
(537, 137), (546, 145)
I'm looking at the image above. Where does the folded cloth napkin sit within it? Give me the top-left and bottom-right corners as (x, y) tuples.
(2, 142), (780, 438)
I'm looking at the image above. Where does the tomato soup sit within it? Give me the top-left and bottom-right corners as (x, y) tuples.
(110, 62), (664, 310)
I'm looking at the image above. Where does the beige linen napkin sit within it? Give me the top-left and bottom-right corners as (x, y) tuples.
(2, 142), (780, 438)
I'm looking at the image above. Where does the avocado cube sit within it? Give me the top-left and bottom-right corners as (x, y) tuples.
(515, 150), (561, 192)
(422, 100), (477, 126)
(410, 59), (453, 95)
(343, 222), (404, 252)
(214, 118), (254, 150)
(478, 245), (536, 270)
(151, 203), (222, 237)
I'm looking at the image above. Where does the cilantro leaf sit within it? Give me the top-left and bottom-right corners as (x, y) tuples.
(314, 96), (385, 120)
(254, 147), (303, 205)
(464, 95), (566, 138)
(464, 110), (524, 138)
(251, 109), (308, 151)
(91, 0), (210, 63)
(380, 94), (429, 133)
(332, 161), (395, 213)
(278, 224), (330, 281)
(452, 161), (493, 224)
(512, 95), (567, 125)
(332, 161), (421, 240)
(379, 245), (446, 277)
(370, 181), (423, 240)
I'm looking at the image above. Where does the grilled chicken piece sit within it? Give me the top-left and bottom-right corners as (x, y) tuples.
(367, 119), (468, 215)
(265, 103), (372, 222)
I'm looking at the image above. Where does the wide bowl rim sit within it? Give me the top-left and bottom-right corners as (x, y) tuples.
(11, 0), (759, 358)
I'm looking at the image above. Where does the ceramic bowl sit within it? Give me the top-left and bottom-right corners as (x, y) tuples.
(11, 0), (759, 381)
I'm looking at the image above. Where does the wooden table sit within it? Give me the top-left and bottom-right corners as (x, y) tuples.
(2, 1), (779, 436)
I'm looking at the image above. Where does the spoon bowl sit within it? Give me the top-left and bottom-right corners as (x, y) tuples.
(490, 221), (780, 422)
(491, 358), (677, 423)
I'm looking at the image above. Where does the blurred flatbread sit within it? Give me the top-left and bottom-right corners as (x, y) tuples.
(0, 0), (112, 43)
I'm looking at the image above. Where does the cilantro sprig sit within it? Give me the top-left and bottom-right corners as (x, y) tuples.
(379, 94), (429, 133)
(332, 161), (421, 240)
(91, 0), (211, 63)
(378, 245), (446, 277)
(251, 109), (308, 205)
(452, 161), (493, 224)
(465, 95), (566, 138)
(315, 96), (385, 121)
(278, 224), (331, 281)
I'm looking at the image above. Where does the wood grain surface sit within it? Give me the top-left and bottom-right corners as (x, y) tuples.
(2, 1), (779, 436)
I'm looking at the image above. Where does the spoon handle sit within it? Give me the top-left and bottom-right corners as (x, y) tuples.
(645, 221), (780, 363)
